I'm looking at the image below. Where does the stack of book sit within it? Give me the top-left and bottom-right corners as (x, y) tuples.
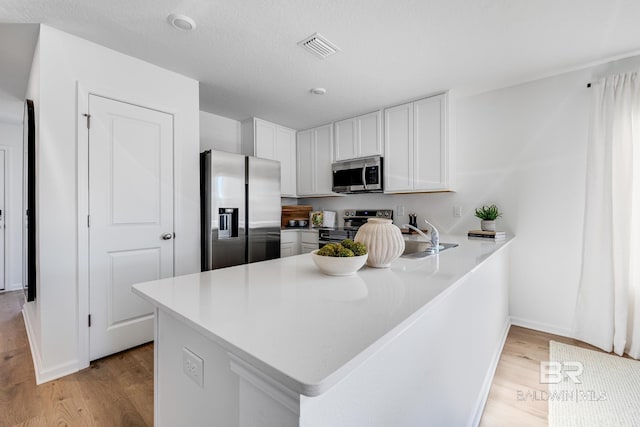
(467, 230), (506, 240)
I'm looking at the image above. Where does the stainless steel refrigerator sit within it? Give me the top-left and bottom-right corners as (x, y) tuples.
(200, 150), (281, 270)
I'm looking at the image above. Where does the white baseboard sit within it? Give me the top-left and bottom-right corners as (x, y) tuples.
(8, 282), (23, 291)
(510, 316), (573, 340)
(469, 317), (511, 427)
(22, 304), (80, 385)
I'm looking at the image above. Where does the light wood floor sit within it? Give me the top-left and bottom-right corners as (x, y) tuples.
(0, 290), (154, 426)
(480, 325), (603, 426)
(1, 289), (609, 426)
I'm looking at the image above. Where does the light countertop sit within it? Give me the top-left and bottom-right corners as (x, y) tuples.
(133, 234), (513, 397)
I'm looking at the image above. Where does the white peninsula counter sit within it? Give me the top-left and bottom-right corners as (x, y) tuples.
(133, 235), (513, 427)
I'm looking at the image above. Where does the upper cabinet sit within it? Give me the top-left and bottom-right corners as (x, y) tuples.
(297, 124), (335, 197)
(275, 127), (297, 197)
(384, 93), (451, 193)
(334, 110), (383, 162)
(242, 118), (297, 197)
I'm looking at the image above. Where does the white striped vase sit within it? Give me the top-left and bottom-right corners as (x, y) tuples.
(354, 218), (405, 268)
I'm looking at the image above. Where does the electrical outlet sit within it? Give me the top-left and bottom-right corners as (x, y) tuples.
(453, 206), (462, 218)
(182, 347), (204, 387)
(397, 205), (405, 217)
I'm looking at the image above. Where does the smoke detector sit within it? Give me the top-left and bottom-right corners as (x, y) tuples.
(167, 13), (196, 31)
(298, 33), (340, 59)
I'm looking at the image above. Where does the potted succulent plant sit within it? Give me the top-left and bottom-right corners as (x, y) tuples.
(475, 204), (502, 231)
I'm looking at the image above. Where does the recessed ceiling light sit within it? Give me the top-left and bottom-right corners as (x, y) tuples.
(310, 88), (327, 95)
(167, 13), (196, 31)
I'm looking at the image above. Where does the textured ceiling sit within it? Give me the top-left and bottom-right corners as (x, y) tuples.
(2, 0), (640, 129)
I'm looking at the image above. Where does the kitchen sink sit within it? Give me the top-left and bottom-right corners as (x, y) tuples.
(401, 242), (459, 258)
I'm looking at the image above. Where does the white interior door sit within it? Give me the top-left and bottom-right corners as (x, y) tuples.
(0, 150), (5, 291)
(88, 95), (174, 360)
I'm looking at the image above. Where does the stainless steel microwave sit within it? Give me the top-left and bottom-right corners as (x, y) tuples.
(332, 156), (383, 193)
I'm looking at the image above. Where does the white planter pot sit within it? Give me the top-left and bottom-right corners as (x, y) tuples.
(354, 218), (405, 268)
(481, 220), (496, 231)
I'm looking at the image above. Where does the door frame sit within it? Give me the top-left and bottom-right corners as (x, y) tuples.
(76, 82), (177, 369)
(0, 146), (8, 292)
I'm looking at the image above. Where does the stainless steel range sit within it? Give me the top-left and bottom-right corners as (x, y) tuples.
(318, 209), (393, 248)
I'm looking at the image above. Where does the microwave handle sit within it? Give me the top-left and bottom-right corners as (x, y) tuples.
(362, 165), (367, 190)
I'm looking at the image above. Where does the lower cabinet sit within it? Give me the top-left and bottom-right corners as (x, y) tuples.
(300, 243), (318, 254)
(281, 244), (297, 257)
(281, 230), (319, 256)
(280, 231), (300, 258)
(300, 231), (319, 254)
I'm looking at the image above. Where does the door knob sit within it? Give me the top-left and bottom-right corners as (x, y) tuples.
(161, 233), (173, 240)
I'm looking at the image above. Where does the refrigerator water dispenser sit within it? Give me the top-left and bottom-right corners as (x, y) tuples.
(218, 208), (238, 239)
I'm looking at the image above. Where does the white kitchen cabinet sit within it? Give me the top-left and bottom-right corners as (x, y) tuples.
(242, 118), (297, 197)
(300, 243), (317, 254)
(384, 93), (450, 193)
(300, 230), (319, 254)
(333, 118), (356, 161)
(296, 130), (314, 196)
(281, 244), (296, 257)
(276, 127), (297, 197)
(254, 119), (277, 159)
(384, 103), (413, 191)
(334, 110), (382, 161)
(296, 124), (335, 197)
(280, 230), (301, 257)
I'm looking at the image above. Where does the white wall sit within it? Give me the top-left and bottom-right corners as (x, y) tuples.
(200, 110), (241, 153)
(0, 48), (28, 294)
(0, 122), (24, 291)
(22, 33), (41, 375)
(301, 65), (598, 337)
(22, 25), (200, 383)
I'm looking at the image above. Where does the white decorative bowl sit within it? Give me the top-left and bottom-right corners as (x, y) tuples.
(311, 250), (368, 276)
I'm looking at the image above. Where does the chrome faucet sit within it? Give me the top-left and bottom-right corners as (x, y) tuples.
(403, 221), (441, 254)
(402, 224), (430, 242)
(403, 220), (440, 253)
(423, 219), (440, 251)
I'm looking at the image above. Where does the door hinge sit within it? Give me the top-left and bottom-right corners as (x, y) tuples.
(83, 113), (91, 129)
(88, 314), (92, 327)
(87, 215), (91, 227)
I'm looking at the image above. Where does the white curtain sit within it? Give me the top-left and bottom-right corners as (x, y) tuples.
(573, 71), (640, 359)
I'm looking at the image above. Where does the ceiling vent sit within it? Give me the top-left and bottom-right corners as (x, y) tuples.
(298, 33), (340, 59)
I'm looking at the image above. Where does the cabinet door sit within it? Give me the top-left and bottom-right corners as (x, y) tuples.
(334, 118), (356, 161)
(384, 103), (414, 192)
(414, 95), (446, 191)
(300, 231), (319, 244)
(314, 124), (334, 195)
(254, 119), (277, 160)
(296, 130), (315, 196)
(300, 243), (318, 254)
(277, 127), (297, 197)
(280, 243), (295, 258)
(357, 111), (382, 158)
